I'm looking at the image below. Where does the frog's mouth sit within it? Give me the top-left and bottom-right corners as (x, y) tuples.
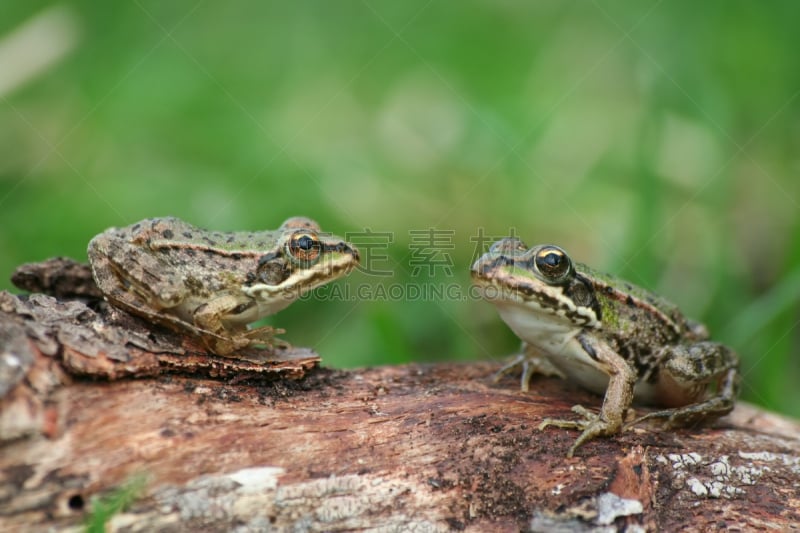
(243, 247), (359, 300)
(472, 267), (563, 311)
(471, 257), (599, 328)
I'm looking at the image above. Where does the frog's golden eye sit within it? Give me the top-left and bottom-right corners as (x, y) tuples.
(286, 231), (322, 266)
(534, 246), (571, 282)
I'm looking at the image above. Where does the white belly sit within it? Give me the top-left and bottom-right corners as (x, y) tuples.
(495, 301), (661, 403)
(495, 303), (580, 355)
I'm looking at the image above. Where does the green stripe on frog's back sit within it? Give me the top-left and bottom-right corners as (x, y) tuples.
(140, 218), (282, 256)
(576, 262), (684, 337)
(150, 232), (282, 255)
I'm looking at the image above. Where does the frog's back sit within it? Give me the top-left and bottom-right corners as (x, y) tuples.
(126, 217), (281, 254)
(577, 263), (703, 347)
(123, 217), (202, 243)
(95, 217), (191, 243)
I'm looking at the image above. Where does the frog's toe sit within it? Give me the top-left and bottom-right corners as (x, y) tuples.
(245, 325), (285, 338)
(538, 405), (599, 431)
(205, 336), (247, 356)
(491, 355), (540, 392)
(241, 326), (290, 348)
(568, 420), (614, 457)
(628, 409), (670, 428)
(492, 353), (565, 392)
(630, 404), (723, 430)
(271, 337), (292, 350)
(570, 404), (598, 419)
(538, 417), (581, 431)
(492, 354), (528, 385)
(539, 406), (621, 457)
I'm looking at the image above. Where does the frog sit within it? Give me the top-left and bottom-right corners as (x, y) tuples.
(471, 237), (739, 457)
(88, 216), (359, 356)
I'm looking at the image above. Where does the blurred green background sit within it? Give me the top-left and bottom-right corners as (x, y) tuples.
(1, 1), (798, 418)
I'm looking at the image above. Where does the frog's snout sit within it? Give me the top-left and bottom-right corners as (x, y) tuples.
(339, 243), (360, 265)
(347, 244), (361, 264)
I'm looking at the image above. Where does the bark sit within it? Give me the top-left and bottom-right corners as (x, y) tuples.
(1, 259), (799, 532)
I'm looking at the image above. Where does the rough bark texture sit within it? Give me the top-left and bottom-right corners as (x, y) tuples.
(1, 259), (799, 532)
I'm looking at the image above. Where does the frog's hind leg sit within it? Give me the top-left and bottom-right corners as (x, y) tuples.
(630, 342), (739, 429)
(88, 236), (188, 311)
(492, 342), (566, 392)
(88, 236), (194, 338)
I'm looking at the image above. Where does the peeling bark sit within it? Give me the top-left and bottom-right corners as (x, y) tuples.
(1, 260), (799, 531)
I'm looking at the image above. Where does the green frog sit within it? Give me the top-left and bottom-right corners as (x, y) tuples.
(88, 216), (359, 356)
(471, 238), (739, 457)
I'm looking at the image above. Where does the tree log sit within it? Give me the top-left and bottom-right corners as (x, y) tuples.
(1, 260), (799, 531)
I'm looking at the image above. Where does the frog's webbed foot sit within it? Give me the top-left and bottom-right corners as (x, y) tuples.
(629, 405), (706, 430)
(242, 325), (290, 350)
(539, 405), (623, 458)
(628, 373), (738, 430)
(201, 326), (289, 356)
(492, 354), (536, 392)
(193, 295), (292, 355)
(492, 343), (565, 392)
(629, 349), (739, 430)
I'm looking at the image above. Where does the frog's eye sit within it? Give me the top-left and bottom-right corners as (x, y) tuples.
(534, 246), (571, 282)
(286, 231), (322, 266)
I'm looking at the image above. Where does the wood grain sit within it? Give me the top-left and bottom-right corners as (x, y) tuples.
(1, 262), (799, 531)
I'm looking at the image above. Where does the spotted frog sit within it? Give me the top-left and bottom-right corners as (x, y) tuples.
(471, 238), (739, 456)
(88, 216), (359, 356)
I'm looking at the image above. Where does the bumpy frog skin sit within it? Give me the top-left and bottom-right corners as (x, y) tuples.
(88, 216), (359, 356)
(472, 238), (739, 457)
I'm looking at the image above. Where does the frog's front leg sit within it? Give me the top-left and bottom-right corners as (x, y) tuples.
(493, 342), (566, 392)
(631, 342), (739, 428)
(539, 333), (636, 457)
(192, 295), (285, 355)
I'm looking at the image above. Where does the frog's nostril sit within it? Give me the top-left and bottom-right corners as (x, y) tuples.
(67, 493), (85, 511)
(333, 243), (360, 260)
